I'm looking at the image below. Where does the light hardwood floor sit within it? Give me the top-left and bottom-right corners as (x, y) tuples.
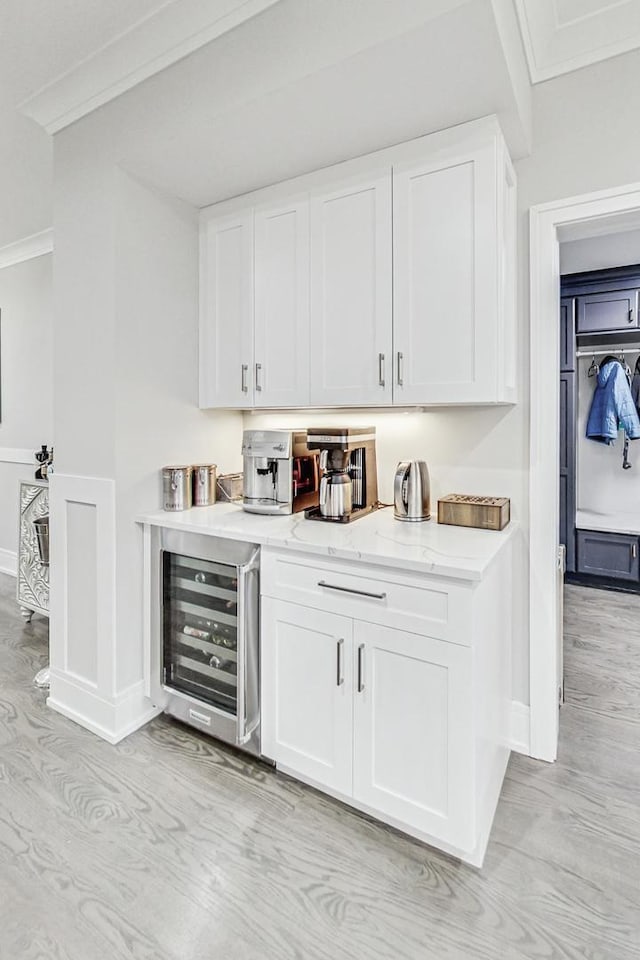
(0, 575), (638, 959)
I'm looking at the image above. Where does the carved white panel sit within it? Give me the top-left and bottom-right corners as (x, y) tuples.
(516, 0), (640, 82)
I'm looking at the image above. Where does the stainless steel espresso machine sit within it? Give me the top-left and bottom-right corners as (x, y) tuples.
(242, 429), (320, 515)
(305, 427), (378, 523)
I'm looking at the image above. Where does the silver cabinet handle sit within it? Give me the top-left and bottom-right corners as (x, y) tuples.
(336, 638), (344, 686)
(629, 309), (635, 324)
(378, 352), (385, 387)
(255, 363), (262, 391)
(632, 543), (637, 559)
(317, 580), (386, 601)
(241, 364), (249, 393)
(357, 644), (365, 693)
(397, 351), (404, 386)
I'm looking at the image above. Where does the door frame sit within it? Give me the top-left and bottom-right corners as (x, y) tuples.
(529, 180), (640, 761)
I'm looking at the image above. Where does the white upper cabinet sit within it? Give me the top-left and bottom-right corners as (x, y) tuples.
(393, 123), (516, 405)
(199, 116), (516, 410)
(200, 209), (254, 408)
(309, 172), (393, 406)
(254, 197), (310, 407)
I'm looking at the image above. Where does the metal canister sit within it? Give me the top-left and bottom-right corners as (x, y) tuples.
(162, 466), (193, 511)
(192, 464), (217, 507)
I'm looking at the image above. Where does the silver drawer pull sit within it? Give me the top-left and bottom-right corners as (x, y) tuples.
(357, 644), (365, 693)
(317, 580), (387, 601)
(336, 638), (344, 686)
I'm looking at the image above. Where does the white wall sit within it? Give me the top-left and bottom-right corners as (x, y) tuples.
(50, 153), (242, 739)
(560, 229), (640, 275)
(113, 171), (242, 691)
(0, 253), (53, 568)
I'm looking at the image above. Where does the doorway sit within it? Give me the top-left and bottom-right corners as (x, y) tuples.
(529, 184), (640, 761)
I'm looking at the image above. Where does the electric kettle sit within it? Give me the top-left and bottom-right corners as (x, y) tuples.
(393, 461), (430, 522)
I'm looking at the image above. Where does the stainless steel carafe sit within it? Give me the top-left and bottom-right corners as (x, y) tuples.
(393, 460), (430, 521)
(320, 471), (353, 519)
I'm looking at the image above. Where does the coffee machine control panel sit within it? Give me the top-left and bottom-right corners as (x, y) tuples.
(241, 431), (293, 459)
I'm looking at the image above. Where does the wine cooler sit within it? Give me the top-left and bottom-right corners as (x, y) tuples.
(158, 529), (260, 755)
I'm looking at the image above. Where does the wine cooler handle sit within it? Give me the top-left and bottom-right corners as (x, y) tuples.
(236, 548), (260, 745)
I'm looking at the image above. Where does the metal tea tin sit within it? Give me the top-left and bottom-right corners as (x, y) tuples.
(192, 464), (217, 507)
(162, 466), (193, 511)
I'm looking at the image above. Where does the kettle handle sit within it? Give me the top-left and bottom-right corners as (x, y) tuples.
(394, 461), (411, 516)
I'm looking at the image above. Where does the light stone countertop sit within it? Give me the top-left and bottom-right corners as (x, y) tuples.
(138, 502), (517, 582)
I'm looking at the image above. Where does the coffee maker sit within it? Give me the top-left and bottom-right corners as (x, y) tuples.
(242, 430), (320, 515)
(305, 427), (378, 523)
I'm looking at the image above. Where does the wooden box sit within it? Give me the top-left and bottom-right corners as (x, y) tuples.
(437, 494), (510, 531)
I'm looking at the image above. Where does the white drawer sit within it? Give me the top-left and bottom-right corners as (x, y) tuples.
(261, 548), (473, 646)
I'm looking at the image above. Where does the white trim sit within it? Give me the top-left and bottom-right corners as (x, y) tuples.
(20, 0), (281, 134)
(48, 675), (161, 744)
(529, 179), (640, 762)
(509, 700), (530, 755)
(48, 472), (160, 743)
(0, 447), (35, 466)
(0, 548), (17, 578)
(0, 230), (53, 270)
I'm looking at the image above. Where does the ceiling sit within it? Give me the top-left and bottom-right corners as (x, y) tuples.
(516, 0), (640, 82)
(1, 0), (640, 247)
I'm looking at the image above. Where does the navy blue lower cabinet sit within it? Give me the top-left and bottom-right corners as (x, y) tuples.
(576, 529), (640, 582)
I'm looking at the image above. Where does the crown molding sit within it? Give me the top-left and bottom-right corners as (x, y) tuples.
(0, 230), (53, 270)
(19, 0), (281, 135)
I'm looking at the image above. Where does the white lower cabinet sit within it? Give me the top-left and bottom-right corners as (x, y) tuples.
(261, 598), (475, 855)
(352, 621), (473, 849)
(261, 547), (511, 866)
(261, 599), (353, 795)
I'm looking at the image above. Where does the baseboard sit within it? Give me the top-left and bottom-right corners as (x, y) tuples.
(48, 672), (161, 744)
(509, 700), (531, 755)
(0, 548), (18, 577)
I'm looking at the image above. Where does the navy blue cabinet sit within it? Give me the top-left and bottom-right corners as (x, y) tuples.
(560, 298), (575, 372)
(576, 288), (639, 334)
(559, 373), (576, 572)
(576, 530), (640, 582)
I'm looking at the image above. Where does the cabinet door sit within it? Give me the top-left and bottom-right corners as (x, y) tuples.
(393, 144), (499, 404)
(261, 598), (353, 794)
(254, 198), (310, 407)
(309, 172), (393, 406)
(576, 530), (640, 582)
(200, 210), (254, 407)
(559, 373), (576, 573)
(352, 622), (473, 849)
(576, 289), (639, 334)
(560, 298), (575, 372)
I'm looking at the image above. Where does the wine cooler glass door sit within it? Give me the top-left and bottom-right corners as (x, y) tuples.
(163, 553), (240, 715)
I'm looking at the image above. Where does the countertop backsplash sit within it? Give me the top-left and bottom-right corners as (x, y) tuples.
(245, 406), (525, 521)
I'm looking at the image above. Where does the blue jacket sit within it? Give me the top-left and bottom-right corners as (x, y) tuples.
(586, 360), (640, 444)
